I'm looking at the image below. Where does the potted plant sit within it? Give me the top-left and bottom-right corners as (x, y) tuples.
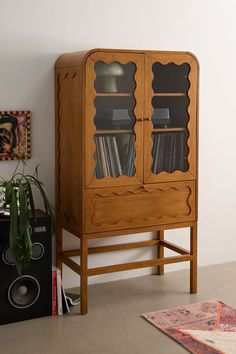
(0, 161), (55, 275)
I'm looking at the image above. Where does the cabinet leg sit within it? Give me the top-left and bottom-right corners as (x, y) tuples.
(190, 223), (197, 294)
(157, 230), (164, 275)
(80, 235), (88, 315)
(56, 220), (63, 274)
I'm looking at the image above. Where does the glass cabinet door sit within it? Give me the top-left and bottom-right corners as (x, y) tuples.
(144, 53), (198, 183)
(85, 52), (144, 187)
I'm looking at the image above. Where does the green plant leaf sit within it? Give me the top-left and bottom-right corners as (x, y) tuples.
(1, 161), (55, 275)
(24, 177), (36, 221)
(18, 181), (32, 271)
(9, 185), (22, 275)
(5, 181), (13, 204)
(26, 175), (55, 233)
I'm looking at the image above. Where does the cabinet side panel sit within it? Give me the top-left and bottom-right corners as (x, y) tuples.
(55, 67), (84, 234)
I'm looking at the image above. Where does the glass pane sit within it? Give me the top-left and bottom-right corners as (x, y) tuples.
(94, 62), (136, 93)
(151, 131), (189, 174)
(94, 133), (136, 178)
(151, 95), (189, 129)
(152, 63), (190, 93)
(94, 96), (136, 130)
(151, 62), (190, 174)
(93, 61), (137, 179)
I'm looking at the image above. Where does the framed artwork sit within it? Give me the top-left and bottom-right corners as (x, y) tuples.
(0, 111), (31, 161)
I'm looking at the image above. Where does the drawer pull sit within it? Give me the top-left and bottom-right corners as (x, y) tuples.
(136, 118), (150, 122)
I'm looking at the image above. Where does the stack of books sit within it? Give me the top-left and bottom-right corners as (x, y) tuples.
(52, 267), (80, 315)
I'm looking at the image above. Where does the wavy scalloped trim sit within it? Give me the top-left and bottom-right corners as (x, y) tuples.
(90, 64), (97, 178)
(91, 59), (139, 180)
(90, 185), (192, 227)
(57, 73), (62, 212)
(57, 71), (78, 213)
(92, 209), (190, 228)
(92, 185), (185, 198)
(149, 61), (191, 176)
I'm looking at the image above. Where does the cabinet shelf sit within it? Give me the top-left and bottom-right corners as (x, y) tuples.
(96, 93), (186, 97)
(153, 93), (186, 97)
(95, 129), (133, 134)
(152, 127), (186, 132)
(95, 128), (186, 134)
(96, 93), (133, 97)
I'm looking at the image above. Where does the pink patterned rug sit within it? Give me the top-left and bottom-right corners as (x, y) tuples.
(143, 300), (236, 354)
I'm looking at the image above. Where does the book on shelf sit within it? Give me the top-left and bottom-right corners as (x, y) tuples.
(56, 267), (63, 315)
(61, 284), (70, 314)
(111, 136), (123, 176)
(52, 267), (57, 315)
(124, 134), (135, 176)
(52, 266), (63, 315)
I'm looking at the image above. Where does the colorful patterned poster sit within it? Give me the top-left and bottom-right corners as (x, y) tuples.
(0, 111), (30, 160)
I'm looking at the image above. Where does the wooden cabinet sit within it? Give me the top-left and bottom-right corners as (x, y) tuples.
(55, 49), (199, 314)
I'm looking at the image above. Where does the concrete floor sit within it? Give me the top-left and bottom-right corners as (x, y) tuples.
(0, 262), (236, 354)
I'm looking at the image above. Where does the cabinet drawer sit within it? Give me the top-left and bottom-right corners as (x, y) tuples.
(85, 181), (196, 233)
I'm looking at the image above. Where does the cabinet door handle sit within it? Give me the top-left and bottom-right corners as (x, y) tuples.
(136, 118), (150, 122)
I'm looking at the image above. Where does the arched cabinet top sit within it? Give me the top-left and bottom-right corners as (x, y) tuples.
(55, 48), (199, 69)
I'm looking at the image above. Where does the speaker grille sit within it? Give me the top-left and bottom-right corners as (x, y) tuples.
(31, 242), (45, 260)
(2, 241), (45, 266)
(0, 211), (52, 324)
(2, 246), (15, 265)
(8, 275), (40, 309)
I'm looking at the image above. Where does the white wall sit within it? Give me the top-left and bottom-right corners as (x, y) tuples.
(1, 0), (236, 288)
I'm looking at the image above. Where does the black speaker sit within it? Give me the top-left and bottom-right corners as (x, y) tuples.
(0, 210), (52, 325)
